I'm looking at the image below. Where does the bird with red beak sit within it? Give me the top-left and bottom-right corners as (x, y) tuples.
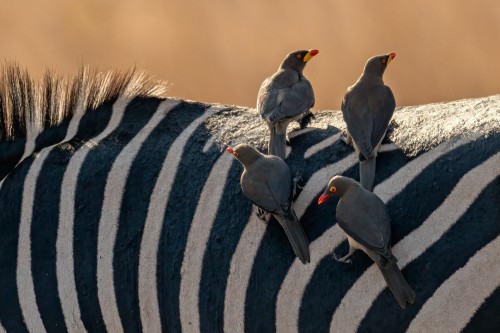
(226, 143), (310, 264)
(318, 175), (415, 309)
(340, 52), (397, 191)
(257, 49), (319, 159)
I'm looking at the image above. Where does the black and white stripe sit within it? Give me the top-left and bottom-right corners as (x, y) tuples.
(0, 93), (498, 332)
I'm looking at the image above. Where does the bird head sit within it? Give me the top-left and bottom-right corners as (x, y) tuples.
(317, 175), (354, 205)
(226, 143), (262, 166)
(363, 52), (396, 77)
(280, 49), (319, 74)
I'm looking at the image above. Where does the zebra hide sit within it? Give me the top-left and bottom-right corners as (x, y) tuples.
(0, 94), (499, 333)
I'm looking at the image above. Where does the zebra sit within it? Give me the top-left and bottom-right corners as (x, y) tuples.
(0, 63), (498, 333)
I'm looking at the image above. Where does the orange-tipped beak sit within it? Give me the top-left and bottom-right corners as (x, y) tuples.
(226, 147), (234, 154)
(318, 193), (331, 205)
(303, 49), (319, 62)
(388, 52), (396, 65)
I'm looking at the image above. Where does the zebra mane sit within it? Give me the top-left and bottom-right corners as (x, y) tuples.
(0, 63), (168, 142)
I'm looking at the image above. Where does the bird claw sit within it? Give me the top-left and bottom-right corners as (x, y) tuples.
(293, 172), (304, 189)
(256, 207), (272, 224)
(292, 172), (305, 199)
(299, 110), (315, 129)
(332, 252), (352, 264)
(340, 130), (352, 146)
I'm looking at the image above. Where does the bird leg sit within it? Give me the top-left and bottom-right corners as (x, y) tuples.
(332, 246), (355, 264)
(340, 130), (352, 146)
(256, 207), (272, 224)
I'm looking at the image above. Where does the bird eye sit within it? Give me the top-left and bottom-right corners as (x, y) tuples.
(330, 186), (336, 193)
(233, 152), (239, 157)
(296, 54), (302, 59)
(381, 58), (387, 64)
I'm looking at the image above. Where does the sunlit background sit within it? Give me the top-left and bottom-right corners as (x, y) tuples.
(1, 0), (499, 109)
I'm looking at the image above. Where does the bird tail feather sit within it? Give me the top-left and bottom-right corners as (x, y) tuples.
(276, 210), (310, 264)
(360, 157), (376, 192)
(377, 261), (416, 309)
(268, 124), (287, 159)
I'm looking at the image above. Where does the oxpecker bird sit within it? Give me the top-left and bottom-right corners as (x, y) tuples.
(257, 49), (318, 159)
(318, 175), (415, 309)
(226, 144), (310, 264)
(341, 52), (396, 191)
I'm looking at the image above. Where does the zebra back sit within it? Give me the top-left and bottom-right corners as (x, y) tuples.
(0, 71), (499, 332)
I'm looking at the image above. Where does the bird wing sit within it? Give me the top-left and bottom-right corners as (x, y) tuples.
(336, 193), (392, 258)
(257, 77), (280, 117)
(371, 86), (395, 148)
(275, 78), (315, 120)
(341, 90), (374, 159)
(258, 70), (314, 123)
(241, 170), (278, 213)
(240, 157), (292, 213)
(264, 156), (293, 205)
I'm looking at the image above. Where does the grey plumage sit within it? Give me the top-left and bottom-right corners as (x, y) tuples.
(318, 175), (415, 309)
(341, 52), (396, 191)
(227, 144), (310, 264)
(257, 49), (318, 159)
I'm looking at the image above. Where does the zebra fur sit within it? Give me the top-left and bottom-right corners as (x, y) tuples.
(0, 65), (499, 332)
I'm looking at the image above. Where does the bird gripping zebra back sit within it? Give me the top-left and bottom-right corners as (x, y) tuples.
(0, 63), (499, 332)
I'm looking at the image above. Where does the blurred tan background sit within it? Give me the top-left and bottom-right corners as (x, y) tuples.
(0, 0), (499, 109)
